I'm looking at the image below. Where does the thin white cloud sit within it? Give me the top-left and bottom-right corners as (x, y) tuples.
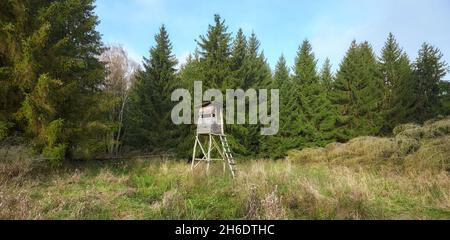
(105, 41), (144, 66)
(176, 51), (191, 69)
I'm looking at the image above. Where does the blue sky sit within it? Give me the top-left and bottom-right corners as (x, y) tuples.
(95, 0), (450, 77)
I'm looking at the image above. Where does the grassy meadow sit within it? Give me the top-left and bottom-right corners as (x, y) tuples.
(1, 117), (450, 220)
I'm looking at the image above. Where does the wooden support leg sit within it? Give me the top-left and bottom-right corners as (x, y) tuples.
(191, 135), (198, 171)
(207, 134), (212, 175)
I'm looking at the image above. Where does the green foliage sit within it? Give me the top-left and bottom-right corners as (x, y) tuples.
(378, 33), (414, 134)
(331, 40), (384, 142)
(0, 0), (108, 162)
(228, 28), (247, 89)
(439, 80), (450, 116)
(43, 119), (64, 147)
(125, 25), (178, 153)
(196, 14), (232, 89)
(320, 58), (334, 92)
(43, 144), (67, 167)
(243, 33), (272, 89)
(2, 8), (450, 163)
(411, 43), (448, 122)
(237, 33), (272, 156)
(0, 121), (11, 141)
(260, 55), (291, 158)
(291, 40), (337, 148)
(21, 74), (61, 134)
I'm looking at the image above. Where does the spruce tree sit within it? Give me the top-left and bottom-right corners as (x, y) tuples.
(228, 28), (247, 89)
(411, 43), (448, 122)
(196, 14), (232, 89)
(242, 33), (272, 155)
(1, 0), (107, 162)
(292, 40), (337, 147)
(378, 33), (413, 133)
(242, 32), (272, 89)
(0, 0), (25, 136)
(438, 80), (450, 116)
(320, 58), (334, 92)
(331, 40), (384, 141)
(125, 25), (178, 152)
(260, 55), (292, 158)
(172, 54), (202, 158)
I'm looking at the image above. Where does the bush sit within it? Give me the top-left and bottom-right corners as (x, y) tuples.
(326, 137), (396, 162)
(422, 118), (450, 138)
(288, 148), (327, 164)
(287, 117), (450, 171)
(404, 136), (450, 172)
(395, 125), (424, 140)
(43, 144), (67, 167)
(43, 119), (65, 147)
(394, 137), (421, 156)
(393, 123), (421, 136)
(0, 121), (11, 141)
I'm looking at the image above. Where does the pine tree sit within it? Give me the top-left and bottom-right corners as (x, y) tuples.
(260, 55), (292, 158)
(292, 40), (337, 147)
(320, 58), (334, 92)
(411, 43), (448, 122)
(438, 80), (450, 116)
(228, 28), (247, 89)
(378, 33), (413, 133)
(241, 33), (272, 155)
(0, 0), (26, 137)
(125, 25), (178, 152)
(242, 32), (272, 89)
(1, 0), (108, 162)
(331, 40), (384, 141)
(172, 54), (202, 159)
(196, 14), (232, 89)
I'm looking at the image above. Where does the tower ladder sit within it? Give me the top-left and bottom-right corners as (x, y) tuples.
(219, 135), (237, 178)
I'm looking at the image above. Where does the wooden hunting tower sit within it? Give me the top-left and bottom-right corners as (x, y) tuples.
(192, 101), (237, 178)
(197, 102), (224, 135)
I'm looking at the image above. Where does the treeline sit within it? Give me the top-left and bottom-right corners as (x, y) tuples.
(129, 15), (449, 159)
(1, 1), (449, 163)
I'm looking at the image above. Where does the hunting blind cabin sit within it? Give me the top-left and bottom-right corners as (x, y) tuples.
(192, 101), (237, 178)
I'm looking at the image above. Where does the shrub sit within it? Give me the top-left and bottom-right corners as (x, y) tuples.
(422, 118), (450, 138)
(394, 137), (421, 156)
(287, 148), (327, 164)
(404, 137), (450, 172)
(393, 123), (421, 136)
(0, 121), (11, 141)
(43, 144), (67, 167)
(326, 137), (396, 162)
(43, 119), (65, 147)
(396, 126), (424, 140)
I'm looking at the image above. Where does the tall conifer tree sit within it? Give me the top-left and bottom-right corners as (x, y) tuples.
(331, 40), (384, 141)
(378, 33), (413, 133)
(125, 25), (178, 152)
(260, 55), (292, 158)
(196, 14), (232, 89)
(320, 58), (334, 92)
(292, 40), (337, 147)
(411, 43), (448, 122)
(1, 0), (107, 162)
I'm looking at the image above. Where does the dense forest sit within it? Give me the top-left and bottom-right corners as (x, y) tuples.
(1, 0), (449, 165)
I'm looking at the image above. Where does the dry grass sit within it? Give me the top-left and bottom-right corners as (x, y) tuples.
(0, 118), (449, 219)
(0, 157), (449, 220)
